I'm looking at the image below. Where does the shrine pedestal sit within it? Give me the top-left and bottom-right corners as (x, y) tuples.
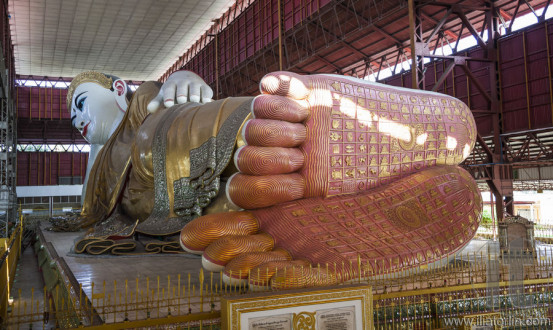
(498, 215), (535, 255)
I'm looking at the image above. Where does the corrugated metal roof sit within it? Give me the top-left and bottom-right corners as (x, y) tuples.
(8, 0), (237, 80)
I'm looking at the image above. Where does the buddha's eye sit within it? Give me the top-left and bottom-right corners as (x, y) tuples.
(77, 96), (87, 111)
(74, 91), (87, 112)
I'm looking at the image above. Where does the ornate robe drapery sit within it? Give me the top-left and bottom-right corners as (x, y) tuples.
(79, 81), (251, 237)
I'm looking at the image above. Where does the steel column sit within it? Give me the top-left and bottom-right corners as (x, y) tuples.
(409, 0), (425, 89)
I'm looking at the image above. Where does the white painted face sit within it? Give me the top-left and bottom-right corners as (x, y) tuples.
(70, 80), (128, 144)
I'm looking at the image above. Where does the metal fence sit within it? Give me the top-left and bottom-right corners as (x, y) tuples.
(0, 220), (22, 322)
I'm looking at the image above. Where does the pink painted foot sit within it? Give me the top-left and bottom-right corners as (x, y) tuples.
(182, 166), (482, 289)
(228, 71), (477, 209)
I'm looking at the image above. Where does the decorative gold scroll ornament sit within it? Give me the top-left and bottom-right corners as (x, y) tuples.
(293, 311), (316, 329)
(66, 71), (113, 110)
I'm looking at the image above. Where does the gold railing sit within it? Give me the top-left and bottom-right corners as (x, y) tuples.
(5, 244), (553, 328)
(0, 218), (22, 323)
(373, 279), (553, 328)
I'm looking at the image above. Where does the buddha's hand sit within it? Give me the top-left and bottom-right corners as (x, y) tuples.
(147, 70), (214, 113)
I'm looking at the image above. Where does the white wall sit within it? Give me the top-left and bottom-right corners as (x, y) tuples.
(17, 185), (82, 197)
(481, 190), (553, 224)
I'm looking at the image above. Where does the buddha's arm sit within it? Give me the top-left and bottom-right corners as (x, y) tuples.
(120, 97), (253, 232)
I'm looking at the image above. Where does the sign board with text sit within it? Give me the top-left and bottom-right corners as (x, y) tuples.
(221, 284), (372, 330)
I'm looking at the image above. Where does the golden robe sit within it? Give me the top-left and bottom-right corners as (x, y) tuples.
(79, 81), (251, 237)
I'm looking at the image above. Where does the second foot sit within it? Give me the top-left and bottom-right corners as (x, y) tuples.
(182, 165), (482, 290)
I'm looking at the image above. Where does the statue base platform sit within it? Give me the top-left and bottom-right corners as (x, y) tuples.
(37, 221), (204, 300)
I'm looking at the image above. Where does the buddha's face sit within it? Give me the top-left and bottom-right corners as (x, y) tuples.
(70, 81), (127, 144)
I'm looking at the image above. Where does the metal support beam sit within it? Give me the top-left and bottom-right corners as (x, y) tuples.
(409, 0), (425, 89)
(0, 95), (17, 238)
(455, 7), (488, 49)
(410, 0), (509, 222)
(431, 60), (456, 91)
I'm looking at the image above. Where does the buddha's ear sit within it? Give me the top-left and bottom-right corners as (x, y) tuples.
(113, 79), (129, 112)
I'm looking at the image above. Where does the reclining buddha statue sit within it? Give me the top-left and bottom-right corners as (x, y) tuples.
(59, 69), (482, 289)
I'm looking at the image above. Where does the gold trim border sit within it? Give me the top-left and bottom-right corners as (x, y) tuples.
(221, 284), (372, 329)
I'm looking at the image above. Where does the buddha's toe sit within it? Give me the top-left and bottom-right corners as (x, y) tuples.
(259, 261), (344, 290)
(248, 260), (312, 291)
(222, 249), (292, 286)
(243, 119), (306, 147)
(179, 211), (258, 254)
(260, 71), (311, 99)
(227, 173), (305, 209)
(252, 95), (309, 122)
(202, 233), (274, 271)
(234, 146), (304, 175)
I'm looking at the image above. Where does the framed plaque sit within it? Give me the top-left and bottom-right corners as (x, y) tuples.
(221, 284), (372, 330)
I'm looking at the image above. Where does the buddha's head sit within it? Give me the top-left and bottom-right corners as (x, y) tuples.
(67, 71), (131, 144)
